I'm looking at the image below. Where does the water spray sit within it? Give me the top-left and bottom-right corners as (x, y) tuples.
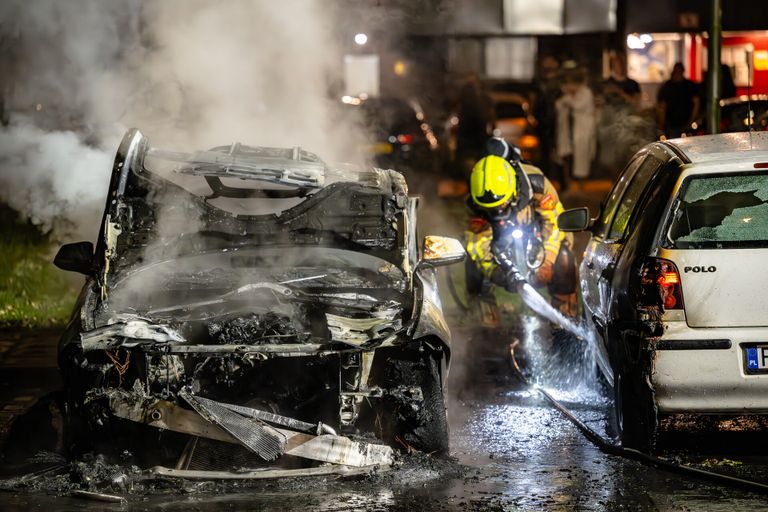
(499, 243), (768, 495)
(508, 343), (768, 496)
(516, 281), (583, 338)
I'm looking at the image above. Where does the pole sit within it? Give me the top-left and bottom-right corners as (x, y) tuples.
(706, 0), (722, 134)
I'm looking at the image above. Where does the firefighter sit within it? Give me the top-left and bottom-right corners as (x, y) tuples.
(465, 138), (578, 319)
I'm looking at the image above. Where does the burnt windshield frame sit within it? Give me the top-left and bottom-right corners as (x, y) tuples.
(662, 170), (768, 250)
(109, 169), (406, 274)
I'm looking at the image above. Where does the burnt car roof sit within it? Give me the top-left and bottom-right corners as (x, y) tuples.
(97, 129), (413, 288)
(145, 142), (408, 195)
(149, 144), (328, 189)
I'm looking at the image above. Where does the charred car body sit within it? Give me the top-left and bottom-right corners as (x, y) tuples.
(54, 129), (464, 473)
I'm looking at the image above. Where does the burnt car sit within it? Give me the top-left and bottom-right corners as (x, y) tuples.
(53, 129), (464, 474)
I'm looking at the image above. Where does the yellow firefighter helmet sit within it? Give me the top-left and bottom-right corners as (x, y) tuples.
(470, 155), (518, 208)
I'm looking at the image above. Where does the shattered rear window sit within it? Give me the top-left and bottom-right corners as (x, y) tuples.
(666, 171), (768, 249)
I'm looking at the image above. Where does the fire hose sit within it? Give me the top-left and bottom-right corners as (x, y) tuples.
(445, 268), (469, 312)
(508, 343), (768, 496)
(458, 226), (768, 494)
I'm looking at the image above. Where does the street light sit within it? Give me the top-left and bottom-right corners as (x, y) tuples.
(354, 33), (368, 46)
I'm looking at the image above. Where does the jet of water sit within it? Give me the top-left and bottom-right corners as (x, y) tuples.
(515, 282), (605, 404)
(517, 283), (583, 338)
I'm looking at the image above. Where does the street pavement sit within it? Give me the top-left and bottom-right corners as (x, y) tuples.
(1, 183), (768, 510)
(1, 326), (766, 510)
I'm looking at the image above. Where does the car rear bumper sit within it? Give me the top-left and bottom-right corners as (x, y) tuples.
(652, 322), (768, 413)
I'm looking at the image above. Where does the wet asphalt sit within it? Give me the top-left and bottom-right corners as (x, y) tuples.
(1, 327), (768, 511)
(2, 193), (768, 510)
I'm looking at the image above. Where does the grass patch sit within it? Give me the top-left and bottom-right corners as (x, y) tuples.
(0, 205), (77, 328)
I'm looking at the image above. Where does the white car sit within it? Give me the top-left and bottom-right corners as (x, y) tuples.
(557, 131), (768, 451)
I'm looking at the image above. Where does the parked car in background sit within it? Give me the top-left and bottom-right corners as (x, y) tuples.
(720, 95), (768, 132)
(343, 96), (439, 174)
(685, 95), (768, 135)
(558, 132), (768, 451)
(53, 129), (464, 474)
(490, 92), (540, 163)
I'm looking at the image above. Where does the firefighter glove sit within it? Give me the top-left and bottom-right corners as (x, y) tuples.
(505, 264), (526, 290)
(534, 261), (554, 286)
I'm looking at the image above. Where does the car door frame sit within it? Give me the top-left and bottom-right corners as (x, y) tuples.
(582, 152), (648, 337)
(583, 146), (672, 381)
(602, 149), (682, 367)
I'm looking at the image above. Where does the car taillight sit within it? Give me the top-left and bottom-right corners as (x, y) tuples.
(518, 134), (538, 149)
(396, 134), (415, 144)
(639, 258), (684, 310)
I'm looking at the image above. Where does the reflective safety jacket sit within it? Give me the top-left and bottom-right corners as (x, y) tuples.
(465, 163), (572, 279)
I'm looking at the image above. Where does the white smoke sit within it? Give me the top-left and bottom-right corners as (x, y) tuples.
(0, 0), (365, 242)
(0, 121), (112, 237)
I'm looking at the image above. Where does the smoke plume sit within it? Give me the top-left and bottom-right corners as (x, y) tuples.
(0, 0), (364, 241)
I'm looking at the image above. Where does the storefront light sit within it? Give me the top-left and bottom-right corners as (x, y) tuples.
(627, 33), (645, 50)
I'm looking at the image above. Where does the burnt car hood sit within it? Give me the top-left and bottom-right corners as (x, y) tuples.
(88, 246), (409, 349)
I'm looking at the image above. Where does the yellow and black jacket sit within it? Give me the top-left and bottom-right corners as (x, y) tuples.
(465, 162), (572, 279)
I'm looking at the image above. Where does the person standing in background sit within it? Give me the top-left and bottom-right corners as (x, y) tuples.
(657, 62), (701, 139)
(455, 73), (495, 172)
(555, 67), (596, 192)
(720, 64), (737, 100)
(530, 56), (562, 181)
(602, 52), (641, 110)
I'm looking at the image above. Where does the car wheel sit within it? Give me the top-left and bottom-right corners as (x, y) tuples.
(614, 370), (657, 452)
(383, 353), (449, 456)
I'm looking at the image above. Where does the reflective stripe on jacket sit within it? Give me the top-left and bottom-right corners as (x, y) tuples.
(465, 226), (495, 278)
(521, 163), (572, 266)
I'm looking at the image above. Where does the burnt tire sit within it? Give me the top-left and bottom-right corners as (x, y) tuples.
(383, 353), (449, 456)
(614, 370), (657, 452)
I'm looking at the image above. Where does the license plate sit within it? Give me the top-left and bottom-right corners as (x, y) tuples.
(745, 345), (768, 372)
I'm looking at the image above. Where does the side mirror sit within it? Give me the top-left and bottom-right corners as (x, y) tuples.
(557, 207), (592, 232)
(54, 241), (95, 276)
(418, 236), (466, 269)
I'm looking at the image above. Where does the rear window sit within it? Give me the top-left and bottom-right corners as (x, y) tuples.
(666, 171), (768, 249)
